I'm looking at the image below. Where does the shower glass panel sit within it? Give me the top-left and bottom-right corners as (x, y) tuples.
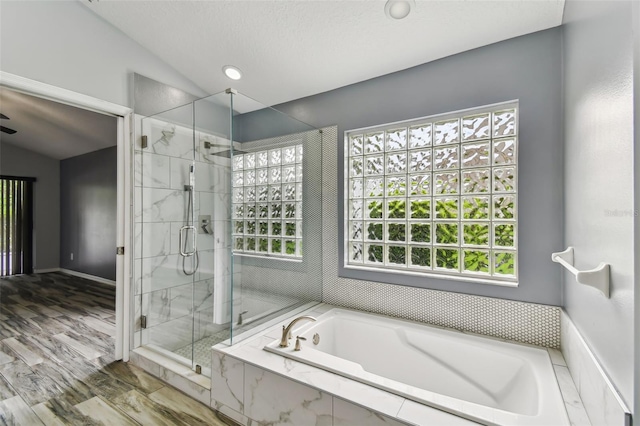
(220, 93), (323, 344)
(138, 101), (199, 369)
(135, 89), (322, 372)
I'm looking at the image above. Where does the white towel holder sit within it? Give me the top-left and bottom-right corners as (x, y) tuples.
(551, 247), (610, 298)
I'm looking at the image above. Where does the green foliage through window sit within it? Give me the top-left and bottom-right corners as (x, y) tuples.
(411, 200), (430, 219)
(410, 224), (430, 243)
(464, 250), (489, 273)
(387, 200), (405, 219)
(411, 247), (431, 267)
(368, 201), (383, 219)
(388, 224), (405, 242)
(463, 224), (489, 246)
(388, 246), (406, 264)
(368, 245), (383, 263)
(436, 248), (459, 270)
(367, 223), (383, 241)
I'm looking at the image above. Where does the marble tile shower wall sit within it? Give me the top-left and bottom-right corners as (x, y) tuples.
(133, 115), (233, 352)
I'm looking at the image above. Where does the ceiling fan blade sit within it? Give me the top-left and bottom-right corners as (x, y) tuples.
(0, 113), (9, 120)
(0, 126), (17, 135)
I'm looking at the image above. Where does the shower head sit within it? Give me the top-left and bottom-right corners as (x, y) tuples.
(202, 141), (247, 158)
(209, 149), (248, 158)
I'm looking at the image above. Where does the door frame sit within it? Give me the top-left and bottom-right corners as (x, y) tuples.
(0, 71), (133, 361)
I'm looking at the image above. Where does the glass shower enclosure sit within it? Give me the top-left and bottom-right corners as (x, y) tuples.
(134, 90), (323, 374)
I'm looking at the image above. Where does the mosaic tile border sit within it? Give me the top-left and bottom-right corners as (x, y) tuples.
(321, 125), (560, 348)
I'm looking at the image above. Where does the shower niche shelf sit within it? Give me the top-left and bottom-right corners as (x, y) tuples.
(551, 247), (610, 298)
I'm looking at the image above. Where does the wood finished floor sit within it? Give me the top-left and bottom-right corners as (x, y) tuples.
(0, 272), (229, 425)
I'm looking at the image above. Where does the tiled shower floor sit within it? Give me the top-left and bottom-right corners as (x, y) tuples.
(173, 329), (231, 368)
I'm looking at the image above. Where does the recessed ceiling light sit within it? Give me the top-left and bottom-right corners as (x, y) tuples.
(223, 65), (242, 80)
(384, 0), (415, 20)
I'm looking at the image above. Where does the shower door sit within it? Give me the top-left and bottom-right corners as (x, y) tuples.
(137, 102), (199, 369)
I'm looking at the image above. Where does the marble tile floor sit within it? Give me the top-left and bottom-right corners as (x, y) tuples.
(0, 272), (230, 425)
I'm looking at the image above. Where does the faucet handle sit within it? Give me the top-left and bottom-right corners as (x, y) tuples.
(294, 336), (307, 351)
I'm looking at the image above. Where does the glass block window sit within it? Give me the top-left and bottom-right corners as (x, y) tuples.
(232, 145), (303, 258)
(345, 103), (517, 283)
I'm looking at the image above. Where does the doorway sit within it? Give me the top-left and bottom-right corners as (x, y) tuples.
(0, 71), (133, 361)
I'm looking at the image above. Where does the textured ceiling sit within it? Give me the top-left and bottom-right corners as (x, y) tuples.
(85, 0), (565, 107)
(0, 88), (117, 160)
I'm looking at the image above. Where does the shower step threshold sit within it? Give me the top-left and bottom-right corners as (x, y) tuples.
(130, 346), (211, 406)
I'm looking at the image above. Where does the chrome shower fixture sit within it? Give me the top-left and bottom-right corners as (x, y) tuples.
(184, 164), (195, 192)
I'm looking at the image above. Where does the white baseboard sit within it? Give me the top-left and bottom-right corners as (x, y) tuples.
(59, 268), (116, 287)
(34, 268), (61, 274)
(561, 311), (631, 426)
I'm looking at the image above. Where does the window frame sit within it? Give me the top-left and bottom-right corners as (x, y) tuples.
(343, 101), (519, 286)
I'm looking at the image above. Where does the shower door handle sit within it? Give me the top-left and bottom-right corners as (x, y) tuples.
(179, 225), (197, 257)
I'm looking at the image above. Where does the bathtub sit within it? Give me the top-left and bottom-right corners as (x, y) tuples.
(264, 308), (569, 426)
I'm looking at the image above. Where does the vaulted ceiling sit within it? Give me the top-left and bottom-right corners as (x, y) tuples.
(0, 88), (117, 160)
(85, 0), (565, 107)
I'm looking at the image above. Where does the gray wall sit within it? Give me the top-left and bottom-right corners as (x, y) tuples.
(242, 28), (564, 306)
(0, 1), (206, 107)
(562, 0), (634, 408)
(60, 146), (117, 281)
(0, 143), (60, 271)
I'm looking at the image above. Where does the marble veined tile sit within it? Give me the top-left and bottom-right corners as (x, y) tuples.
(194, 279), (214, 313)
(147, 315), (194, 351)
(140, 187), (198, 223)
(333, 397), (408, 426)
(146, 282), (193, 328)
(200, 191), (229, 223)
(553, 365), (590, 426)
(140, 254), (194, 294)
(546, 348), (566, 366)
(135, 152), (171, 189)
(136, 222), (172, 259)
(244, 364), (332, 425)
(158, 366), (211, 405)
(0, 395), (44, 426)
(170, 157), (194, 191)
(211, 352), (244, 413)
(75, 396), (137, 426)
(561, 312), (628, 426)
(194, 160), (224, 193)
(142, 118), (194, 160)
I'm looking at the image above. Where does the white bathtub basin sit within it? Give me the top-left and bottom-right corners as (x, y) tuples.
(264, 308), (569, 426)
